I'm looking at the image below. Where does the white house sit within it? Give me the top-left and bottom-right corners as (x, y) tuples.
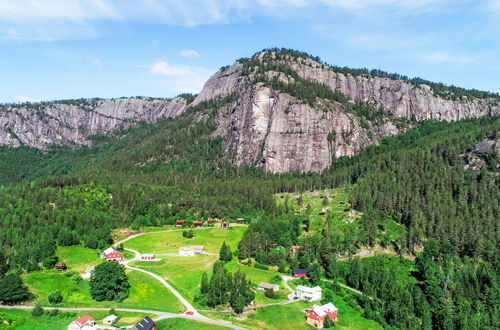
(67, 315), (95, 330)
(102, 314), (117, 325)
(258, 282), (279, 291)
(295, 285), (322, 301)
(179, 246), (195, 256)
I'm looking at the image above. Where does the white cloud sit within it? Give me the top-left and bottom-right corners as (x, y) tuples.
(421, 51), (477, 65)
(489, 0), (500, 12)
(87, 56), (102, 66)
(12, 95), (41, 103)
(149, 59), (212, 93)
(180, 49), (200, 58)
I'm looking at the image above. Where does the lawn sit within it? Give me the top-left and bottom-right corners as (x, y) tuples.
(0, 309), (156, 330)
(131, 254), (219, 308)
(156, 317), (227, 329)
(23, 269), (182, 312)
(55, 245), (101, 273)
(224, 259), (279, 285)
(124, 226), (247, 254)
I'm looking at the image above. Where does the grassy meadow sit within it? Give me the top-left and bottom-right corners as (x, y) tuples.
(156, 317), (227, 329)
(55, 245), (101, 273)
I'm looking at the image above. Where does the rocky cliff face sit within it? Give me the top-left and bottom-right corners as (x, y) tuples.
(192, 50), (499, 173)
(0, 98), (187, 149)
(2, 49), (498, 173)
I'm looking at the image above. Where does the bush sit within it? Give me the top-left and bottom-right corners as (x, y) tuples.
(48, 309), (60, 317)
(264, 288), (276, 299)
(48, 290), (63, 304)
(31, 305), (44, 317)
(182, 230), (195, 239)
(254, 263), (268, 270)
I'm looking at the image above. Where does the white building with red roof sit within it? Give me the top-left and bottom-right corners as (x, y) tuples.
(67, 314), (95, 330)
(100, 247), (123, 261)
(306, 303), (338, 328)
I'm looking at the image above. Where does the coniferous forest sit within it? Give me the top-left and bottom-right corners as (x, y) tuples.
(0, 90), (498, 329)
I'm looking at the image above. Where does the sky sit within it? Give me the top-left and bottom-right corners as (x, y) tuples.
(0, 0), (499, 103)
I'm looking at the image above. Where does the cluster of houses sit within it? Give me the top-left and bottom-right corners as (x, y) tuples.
(175, 217), (245, 228)
(68, 314), (155, 330)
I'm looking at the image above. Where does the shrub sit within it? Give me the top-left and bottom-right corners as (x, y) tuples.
(48, 290), (63, 304)
(254, 263), (268, 270)
(264, 288), (276, 299)
(31, 305), (44, 317)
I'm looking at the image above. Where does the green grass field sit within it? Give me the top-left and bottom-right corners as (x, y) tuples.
(124, 226), (247, 254)
(55, 245), (101, 273)
(224, 259), (278, 285)
(131, 254), (219, 308)
(156, 317), (227, 329)
(0, 309), (156, 330)
(23, 269), (182, 312)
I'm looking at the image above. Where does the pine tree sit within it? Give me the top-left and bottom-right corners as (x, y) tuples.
(200, 271), (209, 294)
(0, 273), (31, 305)
(219, 241), (232, 262)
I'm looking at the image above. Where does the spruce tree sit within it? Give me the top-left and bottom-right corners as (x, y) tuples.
(219, 241), (232, 262)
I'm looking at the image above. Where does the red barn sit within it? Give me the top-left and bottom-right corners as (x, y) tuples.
(101, 247), (123, 261)
(306, 303), (338, 328)
(220, 221), (230, 229)
(176, 220), (186, 227)
(194, 221), (203, 228)
(293, 268), (310, 277)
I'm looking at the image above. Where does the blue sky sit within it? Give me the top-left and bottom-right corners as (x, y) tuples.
(1, 0), (499, 103)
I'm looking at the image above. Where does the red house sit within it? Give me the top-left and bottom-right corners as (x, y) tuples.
(306, 303), (338, 328)
(293, 268), (310, 277)
(194, 221), (203, 228)
(220, 221), (230, 229)
(101, 247), (123, 261)
(176, 220), (186, 227)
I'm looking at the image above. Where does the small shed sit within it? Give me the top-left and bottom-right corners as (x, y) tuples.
(220, 221), (230, 229)
(103, 314), (117, 325)
(176, 220), (186, 227)
(132, 316), (155, 330)
(55, 263), (67, 271)
(141, 254), (155, 260)
(237, 218), (245, 224)
(293, 268), (310, 277)
(179, 246), (195, 257)
(258, 282), (279, 291)
(193, 221), (203, 228)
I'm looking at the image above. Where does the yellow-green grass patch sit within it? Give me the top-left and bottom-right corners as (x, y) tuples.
(55, 245), (101, 273)
(156, 317), (227, 329)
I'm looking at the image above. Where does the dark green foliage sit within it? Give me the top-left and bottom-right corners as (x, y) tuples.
(42, 256), (58, 269)
(0, 274), (31, 305)
(48, 290), (63, 304)
(0, 252), (8, 277)
(31, 305), (44, 317)
(89, 262), (130, 302)
(264, 288), (276, 299)
(200, 271), (209, 295)
(219, 241), (233, 262)
(182, 230), (195, 239)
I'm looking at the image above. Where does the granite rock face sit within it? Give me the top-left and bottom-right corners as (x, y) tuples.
(192, 52), (498, 172)
(0, 98), (187, 149)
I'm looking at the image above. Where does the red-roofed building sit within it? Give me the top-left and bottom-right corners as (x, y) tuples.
(237, 218), (245, 223)
(176, 220), (186, 227)
(67, 314), (94, 330)
(101, 247), (123, 261)
(194, 221), (203, 228)
(306, 303), (338, 328)
(220, 221), (230, 229)
(291, 245), (301, 254)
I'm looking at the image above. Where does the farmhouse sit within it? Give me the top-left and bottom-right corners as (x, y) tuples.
(293, 268), (310, 277)
(132, 316), (155, 330)
(82, 265), (95, 280)
(175, 220), (186, 227)
(194, 220), (203, 227)
(220, 221), (230, 229)
(100, 247), (123, 261)
(102, 314), (117, 325)
(101, 247), (123, 261)
(237, 218), (245, 223)
(141, 254), (155, 260)
(67, 314), (95, 330)
(306, 302), (338, 329)
(258, 282), (279, 291)
(296, 285), (322, 301)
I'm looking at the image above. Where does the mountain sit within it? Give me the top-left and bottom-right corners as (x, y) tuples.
(1, 48), (499, 172)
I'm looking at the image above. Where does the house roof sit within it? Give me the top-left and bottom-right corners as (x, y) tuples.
(237, 218), (244, 221)
(132, 316), (155, 330)
(293, 268), (310, 274)
(258, 282), (279, 289)
(291, 245), (301, 250)
(103, 247), (118, 255)
(190, 245), (205, 250)
(176, 220), (185, 223)
(179, 246), (194, 251)
(75, 314), (94, 324)
(103, 314), (118, 321)
(297, 285), (322, 293)
(221, 221), (230, 224)
(312, 303), (338, 318)
(142, 254), (155, 258)
(194, 221), (203, 224)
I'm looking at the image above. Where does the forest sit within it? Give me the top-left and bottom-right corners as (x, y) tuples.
(0, 84), (498, 328)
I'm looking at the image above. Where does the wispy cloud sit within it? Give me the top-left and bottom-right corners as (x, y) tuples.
(421, 51), (478, 65)
(12, 95), (41, 103)
(87, 56), (102, 66)
(489, 0), (500, 12)
(149, 59), (212, 93)
(180, 49), (200, 58)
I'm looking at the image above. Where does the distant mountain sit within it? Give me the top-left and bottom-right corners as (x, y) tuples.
(1, 48), (498, 172)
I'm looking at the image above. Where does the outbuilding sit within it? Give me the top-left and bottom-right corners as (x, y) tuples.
(258, 282), (279, 291)
(306, 302), (338, 328)
(293, 268), (310, 277)
(175, 220), (186, 227)
(194, 221), (203, 227)
(220, 221), (230, 229)
(132, 316), (155, 330)
(102, 314), (117, 325)
(295, 285), (322, 301)
(141, 254), (155, 260)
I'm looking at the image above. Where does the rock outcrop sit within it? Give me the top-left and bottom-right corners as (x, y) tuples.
(0, 98), (187, 149)
(1, 49), (498, 173)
